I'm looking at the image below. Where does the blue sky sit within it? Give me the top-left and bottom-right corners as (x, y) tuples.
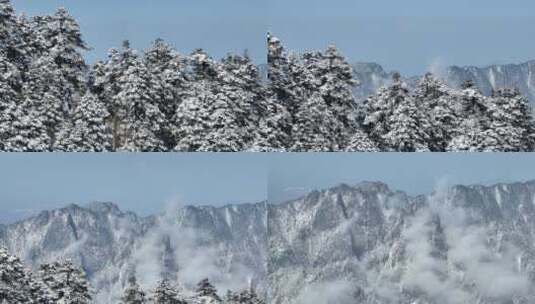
(2, 154), (535, 223)
(11, 0), (267, 63)
(268, 153), (535, 203)
(269, 0), (535, 75)
(0, 154), (267, 223)
(11, 1), (535, 74)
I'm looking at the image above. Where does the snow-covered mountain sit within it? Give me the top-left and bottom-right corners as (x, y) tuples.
(0, 201), (268, 302)
(269, 181), (535, 303)
(353, 60), (535, 103)
(351, 63), (399, 100)
(3, 181), (535, 303)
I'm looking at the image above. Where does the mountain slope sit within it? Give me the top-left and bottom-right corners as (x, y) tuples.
(268, 181), (535, 303)
(353, 60), (535, 104)
(2, 181), (535, 303)
(0, 201), (268, 302)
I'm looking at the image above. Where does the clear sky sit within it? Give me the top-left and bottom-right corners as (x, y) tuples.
(11, 0), (267, 64)
(268, 153), (535, 203)
(11, 1), (535, 74)
(0, 154), (267, 224)
(3, 154), (535, 223)
(268, 0), (535, 75)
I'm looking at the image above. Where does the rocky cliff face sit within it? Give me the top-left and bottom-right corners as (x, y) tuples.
(0, 201), (268, 302)
(445, 61), (535, 102)
(352, 60), (535, 104)
(351, 63), (394, 100)
(269, 181), (535, 304)
(2, 182), (535, 303)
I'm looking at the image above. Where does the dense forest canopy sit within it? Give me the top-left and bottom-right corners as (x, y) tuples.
(0, 0), (533, 152)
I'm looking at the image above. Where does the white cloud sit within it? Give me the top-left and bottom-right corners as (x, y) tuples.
(427, 56), (448, 79)
(296, 280), (355, 304)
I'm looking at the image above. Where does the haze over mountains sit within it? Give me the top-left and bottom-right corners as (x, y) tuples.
(352, 60), (535, 103)
(2, 181), (535, 303)
(0, 201), (269, 302)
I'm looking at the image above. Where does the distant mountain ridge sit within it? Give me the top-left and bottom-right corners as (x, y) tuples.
(269, 180), (535, 303)
(0, 201), (268, 302)
(3, 181), (535, 303)
(352, 60), (535, 103)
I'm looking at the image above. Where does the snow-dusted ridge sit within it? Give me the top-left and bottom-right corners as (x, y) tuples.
(353, 60), (535, 104)
(0, 200), (268, 302)
(269, 180), (535, 303)
(3, 181), (535, 303)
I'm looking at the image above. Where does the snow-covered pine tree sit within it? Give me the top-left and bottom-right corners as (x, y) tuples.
(413, 73), (457, 151)
(305, 45), (359, 149)
(143, 38), (186, 148)
(290, 91), (340, 151)
(1, 49), (58, 151)
(0, 87), (17, 151)
(116, 56), (166, 151)
(151, 279), (186, 304)
(362, 74), (395, 148)
(0, 54), (21, 151)
(216, 53), (266, 149)
(285, 50), (342, 151)
(220, 51), (263, 100)
(171, 83), (213, 151)
(144, 38), (177, 77)
(173, 50), (251, 151)
(27, 14), (53, 55)
(55, 92), (112, 151)
(175, 91), (248, 152)
(0, 248), (51, 303)
(202, 36), (290, 152)
(172, 50), (220, 151)
(478, 88), (534, 151)
(225, 289), (264, 304)
(500, 88), (535, 150)
(225, 290), (238, 303)
(249, 95), (291, 151)
(20, 56), (67, 150)
(363, 73), (427, 151)
(265, 34), (302, 148)
(267, 33), (291, 107)
(446, 122), (483, 152)
(38, 260), (92, 304)
(383, 94), (431, 152)
(0, 0), (17, 52)
(344, 129), (379, 152)
(120, 275), (147, 304)
(447, 80), (490, 151)
(1, 105), (50, 152)
(268, 34), (365, 151)
(169, 49), (207, 151)
(91, 40), (138, 150)
(0, 0), (34, 70)
(189, 48), (219, 81)
(37, 7), (89, 110)
(194, 278), (221, 304)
